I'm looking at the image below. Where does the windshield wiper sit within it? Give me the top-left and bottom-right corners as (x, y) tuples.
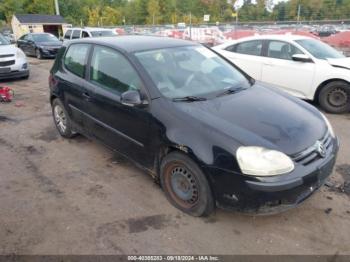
(216, 86), (245, 97)
(172, 96), (207, 102)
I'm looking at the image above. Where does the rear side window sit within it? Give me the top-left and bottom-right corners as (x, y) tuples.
(64, 30), (72, 40)
(90, 46), (142, 94)
(234, 40), (263, 56)
(71, 30), (81, 39)
(64, 44), (90, 78)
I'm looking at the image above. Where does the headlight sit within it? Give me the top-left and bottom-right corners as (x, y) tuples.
(320, 113), (335, 138)
(236, 146), (294, 176)
(16, 49), (26, 59)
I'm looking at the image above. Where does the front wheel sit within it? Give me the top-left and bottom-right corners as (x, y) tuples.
(319, 81), (350, 114)
(52, 99), (75, 138)
(36, 49), (42, 59)
(160, 152), (215, 217)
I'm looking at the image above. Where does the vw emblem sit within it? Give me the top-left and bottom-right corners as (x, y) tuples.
(315, 141), (326, 158)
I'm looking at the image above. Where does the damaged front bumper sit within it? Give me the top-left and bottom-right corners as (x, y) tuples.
(206, 137), (339, 215)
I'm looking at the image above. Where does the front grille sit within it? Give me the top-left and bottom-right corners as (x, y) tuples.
(0, 60), (15, 67)
(291, 132), (332, 166)
(0, 54), (15, 58)
(48, 49), (58, 54)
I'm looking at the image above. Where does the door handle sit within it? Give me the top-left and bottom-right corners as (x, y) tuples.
(82, 92), (91, 101)
(263, 62), (273, 66)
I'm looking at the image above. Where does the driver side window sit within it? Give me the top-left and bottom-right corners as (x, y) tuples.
(266, 41), (304, 60)
(90, 46), (142, 94)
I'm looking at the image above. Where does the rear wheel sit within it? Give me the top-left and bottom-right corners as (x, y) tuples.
(160, 151), (214, 217)
(319, 81), (350, 114)
(52, 99), (74, 138)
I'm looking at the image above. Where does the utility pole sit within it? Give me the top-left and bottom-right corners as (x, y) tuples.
(297, 4), (301, 24)
(189, 11), (192, 40)
(54, 0), (60, 15)
(189, 0), (193, 40)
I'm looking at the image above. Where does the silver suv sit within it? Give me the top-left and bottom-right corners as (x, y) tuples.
(63, 27), (117, 41)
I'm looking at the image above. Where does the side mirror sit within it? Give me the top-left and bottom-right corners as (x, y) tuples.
(120, 90), (147, 107)
(292, 54), (313, 63)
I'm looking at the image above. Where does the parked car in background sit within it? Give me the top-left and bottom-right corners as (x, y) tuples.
(0, 33), (29, 80)
(63, 27), (118, 41)
(1, 30), (16, 44)
(17, 33), (62, 59)
(317, 25), (337, 37)
(49, 36), (338, 216)
(214, 35), (350, 114)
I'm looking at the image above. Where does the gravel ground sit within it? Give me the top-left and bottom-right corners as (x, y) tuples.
(0, 57), (349, 255)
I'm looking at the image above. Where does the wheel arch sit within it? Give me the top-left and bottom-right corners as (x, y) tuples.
(155, 144), (217, 195)
(156, 145), (200, 178)
(314, 78), (350, 102)
(50, 94), (58, 105)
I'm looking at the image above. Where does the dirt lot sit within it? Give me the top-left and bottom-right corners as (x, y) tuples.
(0, 58), (350, 255)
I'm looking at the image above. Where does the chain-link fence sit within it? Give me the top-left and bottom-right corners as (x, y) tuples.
(102, 20), (350, 56)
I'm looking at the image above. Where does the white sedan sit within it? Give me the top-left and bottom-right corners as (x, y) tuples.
(0, 33), (29, 80)
(213, 35), (350, 114)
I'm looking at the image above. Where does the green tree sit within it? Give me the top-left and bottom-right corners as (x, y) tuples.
(147, 0), (160, 24)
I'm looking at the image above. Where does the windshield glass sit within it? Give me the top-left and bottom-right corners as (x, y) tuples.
(135, 46), (251, 99)
(296, 39), (345, 59)
(32, 34), (60, 43)
(91, 31), (115, 37)
(0, 34), (10, 45)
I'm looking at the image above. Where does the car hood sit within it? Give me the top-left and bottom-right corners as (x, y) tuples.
(327, 57), (350, 70)
(173, 84), (326, 156)
(37, 42), (62, 47)
(0, 44), (17, 55)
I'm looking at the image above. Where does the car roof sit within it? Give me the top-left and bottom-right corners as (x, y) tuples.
(29, 32), (53, 35)
(247, 34), (311, 41)
(68, 27), (115, 32)
(66, 35), (198, 53)
(218, 34), (313, 48)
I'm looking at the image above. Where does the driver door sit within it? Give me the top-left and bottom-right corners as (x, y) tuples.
(85, 45), (155, 169)
(261, 40), (316, 98)
(17, 34), (29, 54)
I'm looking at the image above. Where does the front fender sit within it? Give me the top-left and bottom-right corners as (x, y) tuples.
(152, 98), (242, 173)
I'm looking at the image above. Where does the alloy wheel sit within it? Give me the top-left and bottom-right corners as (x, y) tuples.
(54, 105), (67, 133)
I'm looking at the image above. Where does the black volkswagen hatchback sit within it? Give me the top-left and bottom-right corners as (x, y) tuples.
(49, 36), (339, 216)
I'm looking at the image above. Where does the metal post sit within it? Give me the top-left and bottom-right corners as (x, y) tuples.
(189, 11), (192, 40)
(297, 4), (301, 24)
(54, 0), (60, 15)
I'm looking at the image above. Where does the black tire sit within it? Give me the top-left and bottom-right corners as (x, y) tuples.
(160, 151), (215, 217)
(36, 49), (42, 59)
(22, 74), (29, 80)
(51, 99), (74, 138)
(318, 81), (350, 114)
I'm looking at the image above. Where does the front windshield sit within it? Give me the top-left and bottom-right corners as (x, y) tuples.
(135, 46), (251, 99)
(32, 34), (60, 42)
(91, 31), (115, 37)
(0, 34), (10, 45)
(296, 39), (345, 60)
